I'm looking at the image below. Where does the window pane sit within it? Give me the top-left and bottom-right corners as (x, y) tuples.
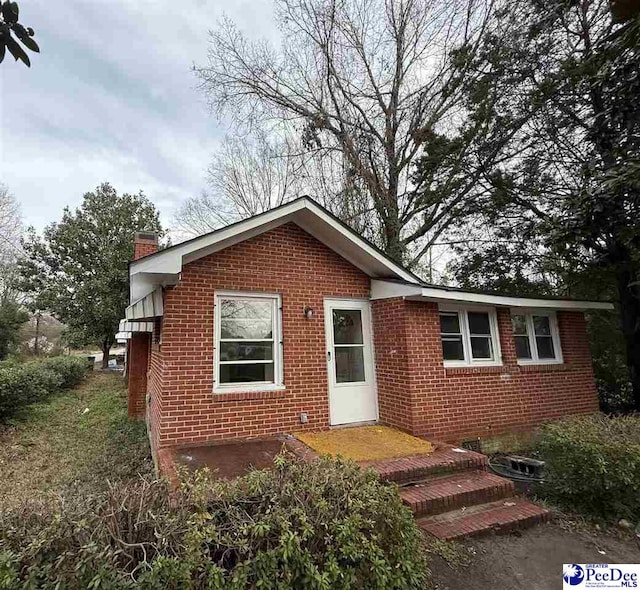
(221, 319), (272, 340)
(470, 336), (492, 359)
(468, 312), (491, 335)
(533, 315), (551, 336)
(220, 299), (273, 339)
(220, 362), (274, 384)
(515, 335), (532, 359)
(442, 336), (464, 360)
(221, 299), (272, 320)
(333, 310), (363, 344)
(219, 342), (273, 362)
(512, 315), (528, 335)
(335, 346), (365, 382)
(536, 336), (556, 359)
(440, 313), (460, 334)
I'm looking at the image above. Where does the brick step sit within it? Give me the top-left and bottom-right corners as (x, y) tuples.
(400, 470), (515, 517)
(417, 498), (551, 540)
(363, 447), (488, 484)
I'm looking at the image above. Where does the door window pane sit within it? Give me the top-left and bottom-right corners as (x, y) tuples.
(332, 310), (364, 344)
(335, 346), (365, 382)
(219, 342), (273, 362)
(220, 363), (274, 383)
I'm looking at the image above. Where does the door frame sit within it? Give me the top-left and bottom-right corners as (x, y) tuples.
(323, 297), (379, 426)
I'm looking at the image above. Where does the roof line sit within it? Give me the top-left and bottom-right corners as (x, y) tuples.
(132, 195), (423, 283)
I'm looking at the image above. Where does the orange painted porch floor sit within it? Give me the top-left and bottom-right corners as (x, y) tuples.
(294, 425), (433, 462)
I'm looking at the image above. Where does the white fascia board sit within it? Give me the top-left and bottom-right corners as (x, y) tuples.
(370, 279), (614, 311)
(416, 287), (613, 311)
(129, 198), (418, 287)
(298, 201), (418, 283)
(130, 200), (307, 277)
(370, 279), (423, 299)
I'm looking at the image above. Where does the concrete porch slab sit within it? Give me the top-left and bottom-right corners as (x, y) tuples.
(168, 435), (299, 480)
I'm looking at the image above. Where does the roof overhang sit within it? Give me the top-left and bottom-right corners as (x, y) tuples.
(370, 280), (614, 311)
(128, 197), (419, 303)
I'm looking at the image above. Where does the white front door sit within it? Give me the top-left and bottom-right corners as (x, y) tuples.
(324, 298), (377, 425)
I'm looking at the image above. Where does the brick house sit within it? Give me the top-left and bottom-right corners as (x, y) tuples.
(117, 197), (611, 462)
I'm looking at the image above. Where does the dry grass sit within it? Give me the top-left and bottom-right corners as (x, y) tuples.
(295, 425), (433, 461)
(0, 372), (152, 509)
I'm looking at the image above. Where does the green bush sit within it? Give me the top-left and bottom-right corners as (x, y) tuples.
(0, 356), (88, 420)
(39, 355), (89, 388)
(536, 414), (640, 521)
(0, 455), (428, 589)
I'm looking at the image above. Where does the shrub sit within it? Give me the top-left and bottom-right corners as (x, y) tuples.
(39, 355), (89, 388)
(535, 414), (640, 521)
(0, 455), (429, 589)
(0, 356), (88, 420)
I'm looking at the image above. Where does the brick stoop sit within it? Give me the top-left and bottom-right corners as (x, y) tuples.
(417, 498), (551, 540)
(400, 470), (515, 517)
(363, 444), (550, 540)
(362, 446), (488, 484)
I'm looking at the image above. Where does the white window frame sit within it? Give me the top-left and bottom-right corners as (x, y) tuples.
(438, 305), (502, 368)
(511, 310), (563, 365)
(213, 291), (285, 393)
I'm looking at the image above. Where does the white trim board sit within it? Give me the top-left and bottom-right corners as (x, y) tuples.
(370, 280), (614, 311)
(129, 198), (418, 303)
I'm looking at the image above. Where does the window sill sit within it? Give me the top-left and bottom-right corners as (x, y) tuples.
(212, 385), (286, 401)
(517, 359), (562, 366)
(444, 365), (506, 375)
(517, 362), (567, 372)
(443, 360), (503, 369)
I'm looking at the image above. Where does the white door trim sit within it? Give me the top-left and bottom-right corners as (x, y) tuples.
(324, 298), (378, 426)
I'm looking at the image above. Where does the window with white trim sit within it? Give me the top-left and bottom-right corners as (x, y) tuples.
(214, 293), (283, 391)
(439, 308), (501, 366)
(511, 312), (562, 364)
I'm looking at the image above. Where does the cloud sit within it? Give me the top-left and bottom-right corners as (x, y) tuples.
(0, 0), (280, 235)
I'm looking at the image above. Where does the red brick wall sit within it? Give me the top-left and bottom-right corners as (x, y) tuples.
(371, 298), (414, 432)
(128, 332), (151, 419)
(372, 298), (599, 443)
(133, 238), (158, 260)
(149, 223), (370, 448)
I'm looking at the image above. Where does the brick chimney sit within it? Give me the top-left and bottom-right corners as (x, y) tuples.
(133, 231), (158, 260)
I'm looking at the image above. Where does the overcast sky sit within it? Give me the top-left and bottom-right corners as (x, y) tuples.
(0, 0), (278, 234)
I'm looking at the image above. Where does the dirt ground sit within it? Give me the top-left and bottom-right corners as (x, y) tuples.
(428, 522), (640, 590)
(172, 437), (296, 479)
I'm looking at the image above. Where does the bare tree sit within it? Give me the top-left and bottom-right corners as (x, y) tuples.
(175, 130), (306, 236)
(195, 0), (533, 265)
(0, 183), (22, 263)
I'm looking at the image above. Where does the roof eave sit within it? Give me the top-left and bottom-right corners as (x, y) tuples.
(370, 279), (614, 311)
